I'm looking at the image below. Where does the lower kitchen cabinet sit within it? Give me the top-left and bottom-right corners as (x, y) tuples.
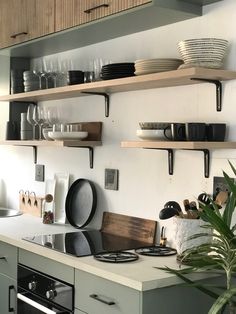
(0, 241), (18, 313)
(75, 269), (223, 314)
(75, 269), (140, 314)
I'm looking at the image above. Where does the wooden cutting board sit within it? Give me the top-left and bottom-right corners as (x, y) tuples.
(100, 212), (157, 244)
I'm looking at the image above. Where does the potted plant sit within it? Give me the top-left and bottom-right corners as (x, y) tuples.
(158, 161), (236, 314)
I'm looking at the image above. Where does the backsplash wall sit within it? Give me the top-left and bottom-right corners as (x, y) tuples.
(0, 0), (236, 245)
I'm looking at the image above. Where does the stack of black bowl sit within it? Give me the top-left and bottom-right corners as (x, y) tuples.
(100, 63), (135, 80)
(67, 70), (84, 85)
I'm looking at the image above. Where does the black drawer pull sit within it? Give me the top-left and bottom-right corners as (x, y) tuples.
(8, 285), (14, 312)
(0, 256), (6, 260)
(10, 31), (28, 39)
(84, 3), (109, 14)
(89, 293), (115, 305)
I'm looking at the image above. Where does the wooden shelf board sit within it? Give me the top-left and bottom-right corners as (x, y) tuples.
(0, 68), (236, 103)
(0, 140), (102, 147)
(121, 141), (236, 150)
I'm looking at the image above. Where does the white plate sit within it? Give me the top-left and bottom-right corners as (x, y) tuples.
(136, 129), (166, 140)
(54, 173), (70, 224)
(48, 131), (88, 141)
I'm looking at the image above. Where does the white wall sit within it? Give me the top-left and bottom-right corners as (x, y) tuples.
(1, 0), (236, 246)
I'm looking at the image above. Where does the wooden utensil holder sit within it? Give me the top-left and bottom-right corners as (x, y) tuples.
(19, 193), (43, 217)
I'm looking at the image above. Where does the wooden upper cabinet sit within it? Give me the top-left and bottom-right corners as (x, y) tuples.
(0, 0), (55, 49)
(55, 0), (151, 32)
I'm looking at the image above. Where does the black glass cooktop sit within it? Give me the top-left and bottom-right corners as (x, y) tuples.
(23, 230), (152, 257)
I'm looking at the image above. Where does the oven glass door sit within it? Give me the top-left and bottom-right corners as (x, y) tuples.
(17, 290), (71, 314)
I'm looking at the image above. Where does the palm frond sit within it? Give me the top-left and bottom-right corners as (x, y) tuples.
(208, 288), (236, 314)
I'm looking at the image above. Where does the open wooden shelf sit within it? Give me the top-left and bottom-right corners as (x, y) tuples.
(121, 141), (236, 150)
(0, 140), (102, 148)
(121, 141), (236, 178)
(0, 140), (102, 168)
(0, 68), (235, 103)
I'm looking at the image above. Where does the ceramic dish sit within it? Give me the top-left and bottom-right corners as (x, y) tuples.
(139, 122), (171, 130)
(65, 178), (97, 228)
(136, 129), (166, 140)
(48, 131), (88, 141)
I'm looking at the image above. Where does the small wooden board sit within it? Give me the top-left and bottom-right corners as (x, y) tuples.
(19, 193), (43, 217)
(70, 121), (102, 141)
(101, 212), (157, 244)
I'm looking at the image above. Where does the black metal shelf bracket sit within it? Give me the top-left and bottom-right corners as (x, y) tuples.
(88, 147), (94, 169)
(144, 148), (174, 175)
(197, 149), (210, 178)
(82, 92), (110, 117)
(33, 146), (37, 164)
(190, 78), (222, 112)
(144, 147), (210, 177)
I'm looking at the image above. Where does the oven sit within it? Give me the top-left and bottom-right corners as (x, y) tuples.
(17, 264), (74, 314)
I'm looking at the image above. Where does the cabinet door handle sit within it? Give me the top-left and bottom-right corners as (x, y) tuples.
(0, 256), (6, 260)
(8, 285), (14, 312)
(89, 293), (115, 305)
(84, 3), (109, 14)
(10, 31), (28, 39)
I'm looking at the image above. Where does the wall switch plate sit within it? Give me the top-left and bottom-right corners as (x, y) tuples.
(213, 176), (231, 199)
(105, 169), (119, 190)
(35, 164), (45, 182)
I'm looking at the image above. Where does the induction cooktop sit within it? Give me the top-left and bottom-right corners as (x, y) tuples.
(23, 230), (153, 257)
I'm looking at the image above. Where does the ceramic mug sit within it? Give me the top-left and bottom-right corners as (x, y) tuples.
(164, 123), (186, 141)
(186, 123), (206, 141)
(206, 123), (226, 141)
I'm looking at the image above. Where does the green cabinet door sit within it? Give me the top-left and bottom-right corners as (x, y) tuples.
(0, 273), (16, 313)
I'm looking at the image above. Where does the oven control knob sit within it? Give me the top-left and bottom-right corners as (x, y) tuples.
(28, 281), (37, 291)
(46, 289), (57, 300)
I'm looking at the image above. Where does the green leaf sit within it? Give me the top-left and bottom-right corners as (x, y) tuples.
(156, 266), (221, 300)
(208, 288), (236, 314)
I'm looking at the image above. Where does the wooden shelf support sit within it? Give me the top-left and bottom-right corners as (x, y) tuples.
(191, 78), (222, 112)
(82, 91), (110, 117)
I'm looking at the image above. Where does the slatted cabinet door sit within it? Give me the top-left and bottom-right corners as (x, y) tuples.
(0, 0), (55, 49)
(55, 0), (152, 32)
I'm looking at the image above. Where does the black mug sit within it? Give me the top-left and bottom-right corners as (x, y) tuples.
(164, 123), (186, 141)
(207, 123), (226, 141)
(186, 123), (206, 141)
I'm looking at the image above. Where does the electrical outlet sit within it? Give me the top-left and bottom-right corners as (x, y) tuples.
(35, 164), (45, 182)
(213, 176), (231, 199)
(105, 169), (119, 190)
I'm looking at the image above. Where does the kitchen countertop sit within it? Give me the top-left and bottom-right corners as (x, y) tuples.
(0, 213), (208, 292)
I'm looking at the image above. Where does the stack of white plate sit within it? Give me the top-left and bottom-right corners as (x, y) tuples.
(178, 38), (229, 69)
(134, 58), (183, 76)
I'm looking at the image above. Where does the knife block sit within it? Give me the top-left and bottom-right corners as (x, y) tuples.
(19, 193), (43, 217)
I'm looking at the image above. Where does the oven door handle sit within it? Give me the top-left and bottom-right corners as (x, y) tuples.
(17, 293), (58, 314)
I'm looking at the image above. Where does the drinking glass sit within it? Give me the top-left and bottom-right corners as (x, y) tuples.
(26, 104), (37, 140)
(33, 106), (44, 140)
(43, 58), (59, 88)
(32, 58), (43, 89)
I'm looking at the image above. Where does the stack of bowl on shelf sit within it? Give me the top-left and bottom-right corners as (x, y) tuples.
(100, 62), (135, 80)
(134, 58), (183, 76)
(10, 69), (25, 94)
(137, 122), (171, 140)
(23, 71), (41, 92)
(177, 38), (229, 69)
(67, 70), (84, 85)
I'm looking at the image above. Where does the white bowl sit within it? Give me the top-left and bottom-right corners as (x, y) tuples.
(42, 127), (53, 141)
(48, 131), (88, 141)
(136, 129), (166, 140)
